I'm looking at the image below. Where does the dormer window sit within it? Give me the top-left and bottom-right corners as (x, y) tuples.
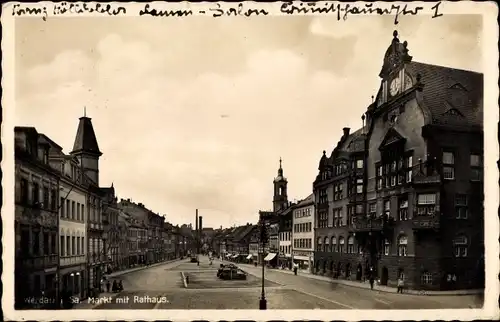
(43, 148), (49, 164)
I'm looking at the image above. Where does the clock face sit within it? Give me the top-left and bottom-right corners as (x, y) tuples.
(390, 77), (401, 96)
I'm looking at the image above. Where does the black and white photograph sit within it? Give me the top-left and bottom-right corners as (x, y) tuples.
(2, 1), (498, 321)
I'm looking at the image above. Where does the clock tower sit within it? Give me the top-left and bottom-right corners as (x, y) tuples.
(376, 30), (414, 107)
(273, 158), (288, 212)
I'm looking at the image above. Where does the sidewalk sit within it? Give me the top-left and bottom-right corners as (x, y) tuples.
(74, 258), (183, 309)
(238, 263), (482, 296)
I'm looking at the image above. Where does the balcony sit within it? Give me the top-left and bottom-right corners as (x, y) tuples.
(21, 254), (58, 270)
(348, 193), (364, 203)
(351, 215), (395, 232)
(60, 255), (86, 267)
(412, 215), (440, 230)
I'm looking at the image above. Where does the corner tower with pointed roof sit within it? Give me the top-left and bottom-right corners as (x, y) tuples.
(70, 114), (102, 186)
(273, 158), (288, 212)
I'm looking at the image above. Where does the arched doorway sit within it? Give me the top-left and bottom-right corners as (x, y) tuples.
(356, 264), (363, 281)
(345, 263), (351, 278)
(381, 267), (389, 285)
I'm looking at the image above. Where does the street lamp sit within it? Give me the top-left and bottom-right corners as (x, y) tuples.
(259, 220), (268, 310)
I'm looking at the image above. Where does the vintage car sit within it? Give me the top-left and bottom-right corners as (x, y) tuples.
(218, 266), (247, 280)
(190, 255), (198, 263)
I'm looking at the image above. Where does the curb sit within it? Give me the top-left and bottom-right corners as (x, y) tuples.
(180, 272), (188, 288)
(238, 263), (482, 297)
(107, 258), (183, 278)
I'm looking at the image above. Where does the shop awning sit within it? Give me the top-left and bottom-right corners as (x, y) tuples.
(233, 254), (239, 258)
(246, 254), (253, 260)
(293, 255), (310, 261)
(264, 253), (277, 261)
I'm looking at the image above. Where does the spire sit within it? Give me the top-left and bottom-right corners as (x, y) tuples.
(278, 157), (283, 177)
(84, 106), (86, 117)
(70, 115), (102, 156)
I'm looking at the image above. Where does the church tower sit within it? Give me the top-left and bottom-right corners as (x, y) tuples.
(273, 158), (288, 212)
(70, 111), (102, 186)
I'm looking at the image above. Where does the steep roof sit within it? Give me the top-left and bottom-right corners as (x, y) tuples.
(234, 224), (256, 242)
(406, 61), (483, 128)
(70, 116), (102, 156)
(296, 193), (314, 207)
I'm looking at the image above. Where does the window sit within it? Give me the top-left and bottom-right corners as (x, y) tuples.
(20, 228), (30, 256)
(43, 187), (49, 209)
(399, 198), (409, 220)
(66, 200), (70, 219)
(355, 204), (364, 215)
(319, 189), (328, 204)
(60, 197), (65, 217)
(317, 237), (322, 251)
(66, 236), (70, 256)
(470, 154), (482, 181)
(43, 232), (49, 255)
(32, 182), (40, 205)
(376, 164), (383, 190)
(60, 236), (65, 256)
(318, 210), (328, 228)
(331, 237), (337, 252)
(347, 205), (354, 225)
(81, 204), (85, 221)
(368, 203), (377, 218)
(406, 155), (413, 182)
(333, 208), (342, 227)
(324, 237), (330, 252)
(51, 234), (56, 254)
(455, 194), (468, 219)
(33, 230), (40, 255)
(421, 271), (433, 285)
(384, 200), (391, 217)
(384, 239), (390, 255)
(338, 237), (345, 253)
(81, 237), (85, 254)
(20, 178), (29, 204)
(453, 235), (468, 257)
(397, 235), (408, 256)
(356, 178), (363, 194)
(72, 201), (76, 220)
(347, 236), (354, 253)
(442, 151), (455, 180)
(72, 236), (76, 255)
(417, 193), (436, 216)
(51, 189), (57, 211)
(356, 159), (364, 169)
(334, 183), (343, 200)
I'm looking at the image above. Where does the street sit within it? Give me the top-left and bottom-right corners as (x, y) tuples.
(78, 256), (482, 310)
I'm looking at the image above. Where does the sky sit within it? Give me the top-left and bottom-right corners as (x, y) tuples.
(14, 13), (482, 229)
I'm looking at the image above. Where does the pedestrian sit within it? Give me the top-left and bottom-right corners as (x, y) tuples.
(106, 280), (111, 293)
(369, 275), (375, 290)
(112, 280), (118, 293)
(397, 276), (404, 293)
(293, 262), (298, 275)
(118, 280), (124, 292)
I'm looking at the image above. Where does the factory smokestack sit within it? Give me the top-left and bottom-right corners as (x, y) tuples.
(199, 216), (203, 233)
(195, 209), (199, 233)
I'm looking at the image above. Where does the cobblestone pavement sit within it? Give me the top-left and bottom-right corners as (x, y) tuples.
(79, 256), (482, 310)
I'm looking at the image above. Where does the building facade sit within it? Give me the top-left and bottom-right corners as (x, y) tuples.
(278, 205), (293, 268)
(14, 127), (60, 309)
(292, 194), (315, 272)
(102, 185), (120, 273)
(313, 31), (484, 291)
(43, 137), (89, 300)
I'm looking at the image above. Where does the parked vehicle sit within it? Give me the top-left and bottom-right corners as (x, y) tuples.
(218, 266), (247, 280)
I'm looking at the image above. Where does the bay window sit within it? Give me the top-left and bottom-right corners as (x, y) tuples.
(318, 210), (328, 228)
(319, 189), (328, 204)
(377, 151), (414, 190)
(356, 178), (363, 194)
(368, 203), (377, 218)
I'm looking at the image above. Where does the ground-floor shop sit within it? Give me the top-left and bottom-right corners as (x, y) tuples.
(292, 251), (314, 272)
(60, 263), (87, 299)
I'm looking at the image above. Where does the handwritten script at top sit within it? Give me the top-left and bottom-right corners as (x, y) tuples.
(12, 1), (443, 25)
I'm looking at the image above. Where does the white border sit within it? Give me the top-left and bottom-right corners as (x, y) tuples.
(2, 1), (499, 321)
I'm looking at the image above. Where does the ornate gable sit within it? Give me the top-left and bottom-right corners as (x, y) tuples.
(379, 30), (413, 79)
(379, 128), (406, 151)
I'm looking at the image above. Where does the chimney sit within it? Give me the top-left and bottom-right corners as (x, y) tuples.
(127, 198), (130, 202)
(343, 127), (350, 137)
(195, 209), (199, 233)
(199, 216), (203, 232)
